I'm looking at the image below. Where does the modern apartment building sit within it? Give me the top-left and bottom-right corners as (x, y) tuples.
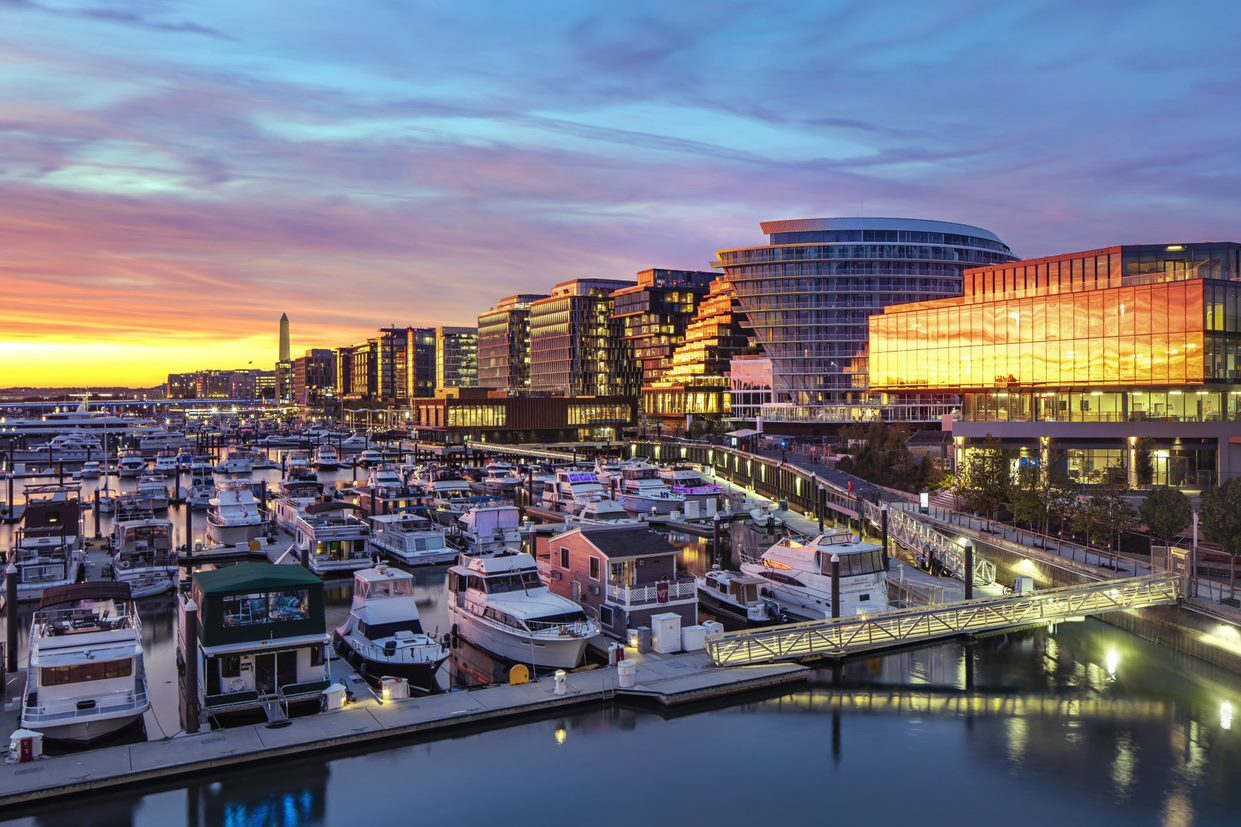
(292, 348), (337, 407)
(717, 217), (1017, 425)
(643, 277), (751, 425)
(728, 355), (774, 425)
(610, 269), (718, 386)
(477, 294), (546, 393)
(436, 326), (478, 391)
(870, 242), (1241, 488)
(528, 278), (636, 396)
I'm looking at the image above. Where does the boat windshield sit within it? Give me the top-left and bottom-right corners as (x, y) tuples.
(358, 619), (424, 639)
(484, 571), (541, 593)
(821, 549), (885, 577)
(358, 578), (414, 600)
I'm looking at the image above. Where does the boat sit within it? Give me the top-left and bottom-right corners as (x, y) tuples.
(137, 430), (192, 454)
(79, 461), (102, 479)
(338, 434), (370, 453)
(356, 449), (384, 468)
(314, 445), (342, 471)
(563, 496), (642, 526)
(423, 471), (485, 525)
(111, 511), (178, 598)
(451, 504), (522, 556)
(369, 513), (456, 566)
(216, 448), (254, 475)
(205, 479), (269, 546)
(187, 458), (216, 508)
(658, 465), (723, 497)
(153, 454), (179, 477)
(22, 582), (150, 742)
(285, 502), (373, 575)
(481, 462), (524, 493)
(1, 485), (86, 605)
(739, 532), (889, 620)
(695, 569), (774, 626)
(447, 552), (599, 669)
(539, 469), (608, 515)
(116, 453), (146, 479)
(271, 473), (325, 533)
(0, 398), (152, 438)
(178, 564), (330, 721)
(135, 472), (170, 511)
(613, 461), (685, 515)
(28, 433), (104, 464)
(332, 566), (449, 691)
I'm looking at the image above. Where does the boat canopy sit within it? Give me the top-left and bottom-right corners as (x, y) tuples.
(40, 581), (132, 608)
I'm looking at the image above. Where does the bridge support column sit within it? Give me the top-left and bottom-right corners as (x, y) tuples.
(963, 540), (975, 600)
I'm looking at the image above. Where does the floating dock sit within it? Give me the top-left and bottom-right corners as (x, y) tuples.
(0, 650), (805, 809)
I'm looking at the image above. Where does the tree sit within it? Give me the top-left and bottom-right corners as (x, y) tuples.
(1010, 463), (1076, 536)
(1071, 492), (1137, 568)
(953, 437), (1010, 520)
(1139, 487), (1192, 548)
(1200, 479), (1241, 600)
(834, 423), (938, 493)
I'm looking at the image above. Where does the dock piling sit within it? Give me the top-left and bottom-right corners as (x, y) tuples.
(94, 488), (101, 539)
(184, 502), (193, 554)
(6, 557), (17, 673)
(881, 505), (890, 571)
(830, 554), (841, 619)
(183, 599), (200, 734)
(963, 540), (975, 600)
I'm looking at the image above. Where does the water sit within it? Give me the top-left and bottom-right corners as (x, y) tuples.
(5, 468), (1241, 824)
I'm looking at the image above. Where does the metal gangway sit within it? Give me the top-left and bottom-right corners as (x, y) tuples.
(864, 501), (996, 587)
(705, 573), (1181, 666)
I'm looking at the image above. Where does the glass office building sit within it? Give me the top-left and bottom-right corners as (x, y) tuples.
(870, 242), (1241, 487)
(477, 294), (546, 393)
(528, 278), (636, 397)
(716, 217), (1017, 423)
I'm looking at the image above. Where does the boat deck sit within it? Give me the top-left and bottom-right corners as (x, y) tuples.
(0, 648), (804, 808)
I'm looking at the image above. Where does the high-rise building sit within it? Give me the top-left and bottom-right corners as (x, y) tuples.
(478, 294), (546, 393)
(292, 349), (337, 407)
(728, 355), (774, 425)
(869, 242), (1241, 487)
(529, 278), (635, 396)
(611, 269), (718, 386)
(338, 339), (378, 401)
(643, 277), (751, 424)
(278, 313), (291, 363)
(716, 218), (1017, 424)
(436, 326), (478, 391)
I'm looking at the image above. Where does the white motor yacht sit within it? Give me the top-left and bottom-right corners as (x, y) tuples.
(111, 513), (178, 599)
(285, 502), (373, 575)
(539, 469), (607, 515)
(614, 461), (685, 515)
(447, 552), (599, 669)
(356, 449), (384, 468)
(134, 472), (170, 511)
(22, 582), (150, 743)
(739, 532), (889, 621)
(79, 461), (102, 479)
(205, 480), (269, 546)
(187, 458), (216, 508)
(481, 462), (524, 493)
(116, 453), (147, 479)
(695, 569), (774, 626)
(370, 513), (455, 566)
(153, 454), (179, 477)
(137, 430), (192, 454)
(564, 496), (641, 526)
(332, 566), (449, 691)
(314, 445), (342, 471)
(216, 448), (254, 475)
(452, 504), (522, 555)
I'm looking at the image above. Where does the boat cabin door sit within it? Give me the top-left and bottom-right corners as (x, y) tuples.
(254, 650), (298, 696)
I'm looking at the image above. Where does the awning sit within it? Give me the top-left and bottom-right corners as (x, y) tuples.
(726, 428), (759, 438)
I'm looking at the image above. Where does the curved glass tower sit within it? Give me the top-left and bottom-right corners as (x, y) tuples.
(716, 217), (1018, 421)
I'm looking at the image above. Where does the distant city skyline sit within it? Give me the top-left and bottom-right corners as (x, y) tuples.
(4, 1), (1241, 386)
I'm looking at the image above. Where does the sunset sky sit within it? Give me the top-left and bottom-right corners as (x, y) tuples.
(2, 0), (1240, 387)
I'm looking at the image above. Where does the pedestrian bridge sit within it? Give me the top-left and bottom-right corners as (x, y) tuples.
(705, 573), (1181, 666)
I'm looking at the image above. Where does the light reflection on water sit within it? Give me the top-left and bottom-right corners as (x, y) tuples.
(2, 471), (1240, 824)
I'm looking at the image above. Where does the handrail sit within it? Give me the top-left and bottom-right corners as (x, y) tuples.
(705, 573), (1181, 666)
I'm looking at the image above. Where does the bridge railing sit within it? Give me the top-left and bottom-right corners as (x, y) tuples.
(705, 573), (1180, 666)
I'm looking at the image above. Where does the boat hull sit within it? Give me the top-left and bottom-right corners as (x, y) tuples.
(205, 521), (267, 547)
(26, 710), (145, 744)
(448, 605), (588, 669)
(619, 494), (682, 515)
(332, 632), (446, 693)
(372, 538), (457, 567)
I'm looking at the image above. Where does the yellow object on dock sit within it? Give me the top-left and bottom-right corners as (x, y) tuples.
(509, 664), (530, 685)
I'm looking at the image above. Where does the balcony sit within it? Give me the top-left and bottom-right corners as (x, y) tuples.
(606, 578), (696, 608)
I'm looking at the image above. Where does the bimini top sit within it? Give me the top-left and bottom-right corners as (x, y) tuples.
(39, 581), (132, 608)
(757, 217), (1007, 244)
(193, 562), (321, 595)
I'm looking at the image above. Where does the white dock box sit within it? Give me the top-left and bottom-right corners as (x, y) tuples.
(650, 612), (682, 654)
(681, 624), (707, 652)
(702, 620), (725, 637)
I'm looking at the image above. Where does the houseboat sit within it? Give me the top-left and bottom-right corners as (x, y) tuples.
(2, 485), (85, 605)
(447, 552), (599, 669)
(206, 480), (269, 547)
(216, 448), (255, 475)
(739, 532), (889, 620)
(286, 502), (373, 575)
(332, 566), (449, 691)
(695, 569), (774, 626)
(22, 582), (150, 742)
(451, 504), (522, 556)
(369, 512), (456, 566)
(179, 564), (329, 722)
(538, 525), (697, 641)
